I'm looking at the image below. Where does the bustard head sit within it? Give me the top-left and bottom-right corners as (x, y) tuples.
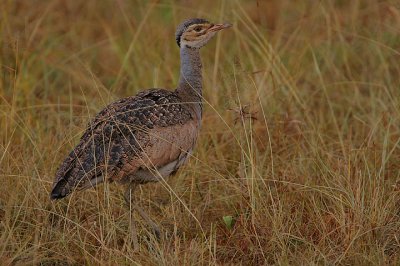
(175, 18), (231, 48)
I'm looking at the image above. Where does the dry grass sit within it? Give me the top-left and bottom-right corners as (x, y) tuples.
(1, 0), (400, 264)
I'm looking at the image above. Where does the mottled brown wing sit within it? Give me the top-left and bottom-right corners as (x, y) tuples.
(50, 89), (193, 199)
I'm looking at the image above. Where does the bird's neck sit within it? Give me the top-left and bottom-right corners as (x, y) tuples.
(176, 46), (203, 103)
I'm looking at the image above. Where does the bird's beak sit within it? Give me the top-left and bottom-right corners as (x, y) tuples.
(209, 22), (232, 32)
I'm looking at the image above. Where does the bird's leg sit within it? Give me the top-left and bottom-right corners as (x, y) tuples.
(124, 182), (139, 252)
(133, 203), (161, 239)
(124, 182), (161, 241)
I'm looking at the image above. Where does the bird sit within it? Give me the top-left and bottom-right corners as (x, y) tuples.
(50, 18), (231, 250)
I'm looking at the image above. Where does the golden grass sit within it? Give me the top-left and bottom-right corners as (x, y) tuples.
(1, 0), (400, 264)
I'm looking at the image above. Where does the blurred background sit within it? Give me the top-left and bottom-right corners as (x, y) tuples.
(1, 0), (400, 264)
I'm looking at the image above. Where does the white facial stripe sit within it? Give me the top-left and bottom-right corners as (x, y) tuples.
(180, 31), (217, 48)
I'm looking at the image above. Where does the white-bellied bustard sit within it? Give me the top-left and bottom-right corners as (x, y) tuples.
(50, 18), (231, 250)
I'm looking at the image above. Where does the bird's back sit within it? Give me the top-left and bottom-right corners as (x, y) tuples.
(51, 89), (200, 199)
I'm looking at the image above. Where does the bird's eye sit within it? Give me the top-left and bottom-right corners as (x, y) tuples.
(193, 26), (202, 32)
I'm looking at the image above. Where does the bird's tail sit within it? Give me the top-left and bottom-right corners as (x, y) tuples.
(50, 170), (104, 200)
(50, 141), (108, 200)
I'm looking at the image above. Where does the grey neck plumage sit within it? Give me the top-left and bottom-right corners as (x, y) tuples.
(176, 46), (203, 107)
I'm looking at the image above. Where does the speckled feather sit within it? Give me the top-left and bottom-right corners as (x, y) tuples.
(51, 89), (195, 198)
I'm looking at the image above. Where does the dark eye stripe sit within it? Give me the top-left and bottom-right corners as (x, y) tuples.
(193, 26), (202, 32)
